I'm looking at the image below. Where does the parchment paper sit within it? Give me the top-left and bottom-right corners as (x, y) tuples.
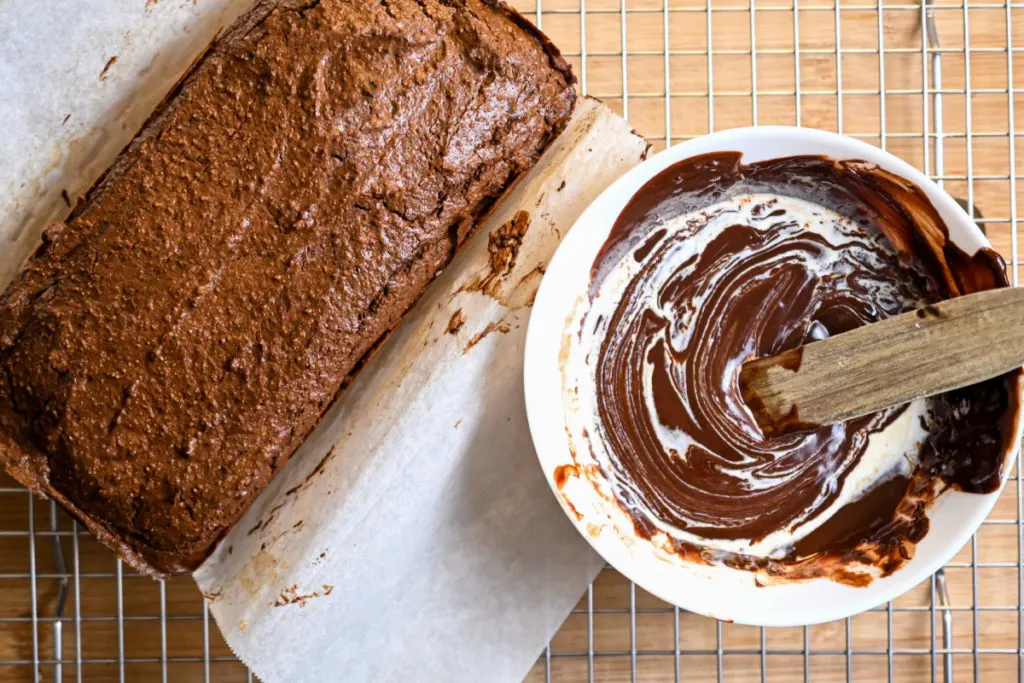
(0, 3), (648, 681)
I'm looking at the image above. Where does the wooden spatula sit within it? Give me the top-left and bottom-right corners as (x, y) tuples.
(739, 287), (1024, 437)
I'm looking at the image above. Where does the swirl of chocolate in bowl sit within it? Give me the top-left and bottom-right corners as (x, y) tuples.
(563, 152), (1022, 587)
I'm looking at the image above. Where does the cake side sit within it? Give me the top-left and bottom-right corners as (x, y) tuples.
(0, 0), (575, 576)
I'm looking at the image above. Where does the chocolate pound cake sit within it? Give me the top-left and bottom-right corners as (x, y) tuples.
(0, 0), (575, 576)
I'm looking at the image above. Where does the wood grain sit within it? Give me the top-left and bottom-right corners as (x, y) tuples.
(741, 288), (1024, 434)
(2, 1), (1023, 682)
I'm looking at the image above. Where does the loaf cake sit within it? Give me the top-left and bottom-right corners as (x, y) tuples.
(0, 0), (575, 576)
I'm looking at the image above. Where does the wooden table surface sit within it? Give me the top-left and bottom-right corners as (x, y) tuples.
(2, 0), (1023, 681)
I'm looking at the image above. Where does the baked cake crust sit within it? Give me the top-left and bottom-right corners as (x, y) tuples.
(0, 0), (575, 576)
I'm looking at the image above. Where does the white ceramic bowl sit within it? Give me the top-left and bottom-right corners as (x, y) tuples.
(523, 126), (1024, 626)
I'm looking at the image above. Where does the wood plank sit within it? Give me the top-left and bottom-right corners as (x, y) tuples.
(740, 289), (1024, 434)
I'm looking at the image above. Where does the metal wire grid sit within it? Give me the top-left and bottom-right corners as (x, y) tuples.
(0, 490), (249, 682)
(0, 0), (1021, 681)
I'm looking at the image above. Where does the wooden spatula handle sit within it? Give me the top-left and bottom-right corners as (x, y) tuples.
(740, 287), (1024, 436)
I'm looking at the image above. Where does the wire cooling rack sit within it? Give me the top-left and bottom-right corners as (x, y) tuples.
(0, 0), (1021, 681)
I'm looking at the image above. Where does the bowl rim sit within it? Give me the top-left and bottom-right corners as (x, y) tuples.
(523, 125), (1024, 627)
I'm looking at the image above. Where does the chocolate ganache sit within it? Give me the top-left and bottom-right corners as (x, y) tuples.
(568, 152), (1021, 585)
